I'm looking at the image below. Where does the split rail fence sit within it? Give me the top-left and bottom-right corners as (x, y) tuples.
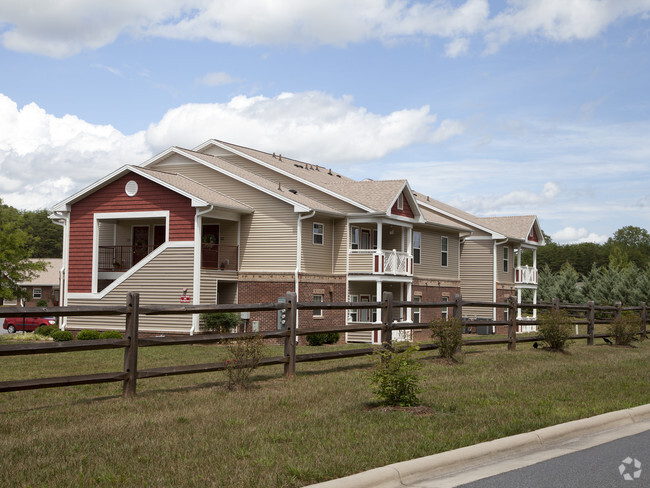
(0, 292), (647, 398)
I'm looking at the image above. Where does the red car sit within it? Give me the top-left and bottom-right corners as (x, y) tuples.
(3, 317), (56, 333)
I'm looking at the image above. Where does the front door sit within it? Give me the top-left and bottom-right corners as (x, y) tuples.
(132, 226), (149, 266)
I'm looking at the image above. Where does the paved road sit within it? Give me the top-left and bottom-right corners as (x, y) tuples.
(458, 429), (649, 488)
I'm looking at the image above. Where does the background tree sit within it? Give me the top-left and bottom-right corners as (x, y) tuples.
(0, 200), (48, 302)
(21, 209), (63, 258)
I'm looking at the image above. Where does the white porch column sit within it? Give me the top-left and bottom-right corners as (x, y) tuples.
(533, 288), (538, 319)
(376, 281), (382, 323)
(376, 222), (383, 251)
(517, 288), (522, 319)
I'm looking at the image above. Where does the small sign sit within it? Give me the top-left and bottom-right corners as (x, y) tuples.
(180, 295), (191, 304)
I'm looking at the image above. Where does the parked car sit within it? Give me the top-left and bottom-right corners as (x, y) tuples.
(3, 317), (56, 333)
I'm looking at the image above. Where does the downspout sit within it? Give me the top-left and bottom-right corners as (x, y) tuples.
(191, 205), (214, 335)
(493, 238), (508, 323)
(51, 211), (70, 330)
(296, 210), (316, 329)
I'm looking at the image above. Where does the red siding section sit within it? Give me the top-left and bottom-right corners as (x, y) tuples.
(391, 192), (414, 218)
(68, 173), (195, 293)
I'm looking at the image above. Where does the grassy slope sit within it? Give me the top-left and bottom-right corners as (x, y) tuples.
(1, 339), (649, 487)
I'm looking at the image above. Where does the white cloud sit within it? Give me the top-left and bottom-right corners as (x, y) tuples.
(552, 226), (609, 244)
(445, 37), (470, 58)
(2, 1), (648, 57)
(0, 91), (460, 209)
(145, 91), (460, 162)
(196, 71), (240, 86)
(0, 93), (151, 209)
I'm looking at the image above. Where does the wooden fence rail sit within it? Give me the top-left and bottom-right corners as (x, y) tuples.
(0, 292), (647, 397)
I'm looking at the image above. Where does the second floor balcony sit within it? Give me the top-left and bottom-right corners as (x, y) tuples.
(349, 249), (412, 277)
(515, 265), (538, 285)
(99, 243), (239, 272)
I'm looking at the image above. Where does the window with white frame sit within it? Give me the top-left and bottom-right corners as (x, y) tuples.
(441, 296), (449, 320)
(413, 296), (421, 323)
(413, 231), (421, 264)
(313, 223), (324, 245)
(313, 294), (323, 317)
(503, 246), (509, 273)
(441, 236), (448, 267)
(350, 226), (359, 250)
(397, 193), (404, 210)
(33, 288), (42, 299)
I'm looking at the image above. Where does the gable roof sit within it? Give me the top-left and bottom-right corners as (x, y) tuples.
(477, 216), (545, 244)
(17, 259), (62, 286)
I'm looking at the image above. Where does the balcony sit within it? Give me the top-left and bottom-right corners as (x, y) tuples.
(349, 249), (412, 277)
(201, 243), (238, 271)
(515, 265), (538, 285)
(99, 245), (154, 272)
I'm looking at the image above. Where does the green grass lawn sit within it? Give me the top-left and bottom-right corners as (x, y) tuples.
(1, 337), (649, 487)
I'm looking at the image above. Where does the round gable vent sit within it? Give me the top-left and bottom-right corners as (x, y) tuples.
(125, 180), (139, 197)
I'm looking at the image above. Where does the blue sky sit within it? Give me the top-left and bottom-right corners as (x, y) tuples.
(1, 0), (649, 244)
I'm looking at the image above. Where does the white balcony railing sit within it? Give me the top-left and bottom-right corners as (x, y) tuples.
(515, 265), (538, 285)
(375, 249), (412, 276)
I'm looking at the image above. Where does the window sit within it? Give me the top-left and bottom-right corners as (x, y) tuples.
(413, 296), (421, 323)
(372, 295), (377, 322)
(372, 229), (378, 249)
(313, 294), (323, 317)
(313, 223), (324, 245)
(413, 232), (421, 264)
(504, 307), (509, 322)
(441, 296), (449, 320)
(397, 193), (404, 210)
(361, 229), (371, 249)
(33, 288), (42, 299)
(441, 236), (448, 267)
(351, 226), (359, 250)
(503, 246), (509, 273)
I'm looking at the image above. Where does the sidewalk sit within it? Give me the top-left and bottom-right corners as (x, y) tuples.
(307, 404), (650, 488)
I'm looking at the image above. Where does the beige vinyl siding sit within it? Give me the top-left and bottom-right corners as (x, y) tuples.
(210, 154), (361, 214)
(200, 269), (219, 304)
(150, 160), (297, 272)
(413, 228), (459, 280)
(460, 239), (494, 319)
(348, 252), (373, 273)
(301, 217), (333, 274)
(67, 246), (195, 333)
(333, 219), (347, 274)
(496, 243), (514, 284)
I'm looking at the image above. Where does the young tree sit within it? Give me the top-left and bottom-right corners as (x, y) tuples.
(0, 200), (47, 303)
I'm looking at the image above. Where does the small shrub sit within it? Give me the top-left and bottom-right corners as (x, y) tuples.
(430, 317), (463, 359)
(608, 314), (640, 346)
(51, 330), (73, 342)
(34, 325), (55, 337)
(225, 334), (265, 390)
(35, 299), (48, 307)
(201, 312), (240, 333)
(537, 309), (573, 351)
(370, 344), (422, 407)
(76, 329), (101, 340)
(306, 332), (340, 346)
(99, 330), (124, 339)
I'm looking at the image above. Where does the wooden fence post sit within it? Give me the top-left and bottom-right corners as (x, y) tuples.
(587, 301), (595, 346)
(454, 294), (463, 353)
(641, 302), (647, 340)
(615, 302), (622, 320)
(122, 292), (139, 398)
(284, 292), (297, 377)
(381, 291), (394, 350)
(508, 295), (517, 351)
(552, 298), (560, 312)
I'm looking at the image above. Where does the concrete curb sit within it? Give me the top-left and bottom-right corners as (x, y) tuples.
(306, 404), (650, 488)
